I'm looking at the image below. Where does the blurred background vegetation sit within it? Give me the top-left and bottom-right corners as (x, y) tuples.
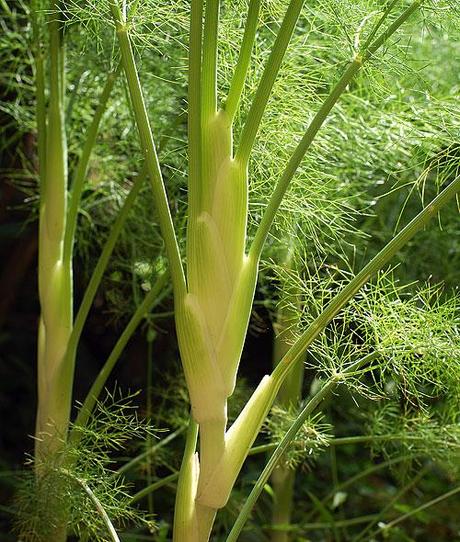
(1, 0), (459, 540)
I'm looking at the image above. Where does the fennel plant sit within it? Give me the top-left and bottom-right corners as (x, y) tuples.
(10, 0), (460, 540)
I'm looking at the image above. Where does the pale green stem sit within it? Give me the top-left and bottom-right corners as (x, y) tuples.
(35, 0), (72, 468)
(224, 0), (261, 122)
(64, 166), (146, 388)
(236, 0), (306, 165)
(354, 465), (429, 542)
(173, 418), (200, 541)
(63, 64), (121, 264)
(31, 0), (47, 187)
(201, 0), (219, 119)
(110, 1), (186, 300)
(186, 0), (203, 234)
(71, 270), (169, 434)
(249, 0), (424, 262)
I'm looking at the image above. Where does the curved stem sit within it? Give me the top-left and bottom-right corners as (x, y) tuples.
(235, 0), (306, 166)
(61, 469), (121, 542)
(224, 0), (261, 122)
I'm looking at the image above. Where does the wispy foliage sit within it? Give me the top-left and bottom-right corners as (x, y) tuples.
(16, 393), (156, 541)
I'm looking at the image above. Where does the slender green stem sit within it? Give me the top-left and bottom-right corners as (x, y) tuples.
(130, 472), (179, 504)
(114, 426), (185, 479)
(377, 485), (460, 531)
(365, 0), (423, 58)
(186, 0), (203, 230)
(63, 64), (121, 264)
(110, 1), (186, 299)
(249, 0), (424, 262)
(71, 270), (169, 434)
(249, 58), (361, 261)
(354, 465), (429, 542)
(300, 515), (379, 531)
(201, 0), (219, 120)
(272, 175), (460, 386)
(64, 166), (146, 381)
(226, 375), (342, 541)
(236, 0), (306, 166)
(306, 455), (423, 522)
(224, 0), (261, 122)
(360, 0), (399, 51)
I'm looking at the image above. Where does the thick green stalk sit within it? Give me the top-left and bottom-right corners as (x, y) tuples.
(224, 0), (261, 122)
(236, 0), (306, 165)
(34, 4), (70, 542)
(36, 0), (71, 463)
(110, 1), (186, 300)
